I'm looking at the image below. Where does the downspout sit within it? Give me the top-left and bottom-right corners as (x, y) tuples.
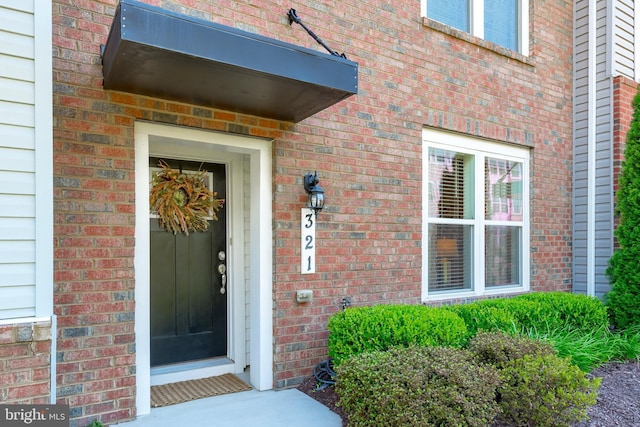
(50, 314), (57, 404)
(586, 0), (597, 297)
(606, 0), (615, 299)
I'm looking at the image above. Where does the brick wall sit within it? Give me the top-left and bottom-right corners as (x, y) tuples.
(52, 0), (574, 423)
(612, 76), (639, 240)
(52, 2), (288, 423)
(0, 321), (52, 404)
(273, 0), (574, 386)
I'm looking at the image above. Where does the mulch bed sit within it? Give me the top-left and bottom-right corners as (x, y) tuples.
(297, 360), (640, 427)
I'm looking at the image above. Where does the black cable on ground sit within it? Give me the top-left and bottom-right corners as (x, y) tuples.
(313, 359), (336, 390)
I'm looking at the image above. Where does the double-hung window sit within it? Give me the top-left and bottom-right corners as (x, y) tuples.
(421, 0), (529, 55)
(422, 129), (530, 300)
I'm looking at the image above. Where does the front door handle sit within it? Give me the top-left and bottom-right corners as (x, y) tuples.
(218, 263), (227, 294)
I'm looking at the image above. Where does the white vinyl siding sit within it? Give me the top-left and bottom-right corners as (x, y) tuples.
(0, 0), (52, 319)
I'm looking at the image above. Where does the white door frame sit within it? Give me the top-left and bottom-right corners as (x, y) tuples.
(134, 122), (273, 416)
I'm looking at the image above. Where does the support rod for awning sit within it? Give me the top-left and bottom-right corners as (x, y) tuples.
(287, 8), (347, 59)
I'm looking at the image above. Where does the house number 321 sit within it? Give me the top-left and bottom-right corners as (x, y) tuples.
(301, 208), (316, 274)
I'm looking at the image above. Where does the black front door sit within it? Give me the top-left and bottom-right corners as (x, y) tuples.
(149, 159), (227, 366)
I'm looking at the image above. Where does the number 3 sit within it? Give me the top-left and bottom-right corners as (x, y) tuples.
(304, 213), (314, 228)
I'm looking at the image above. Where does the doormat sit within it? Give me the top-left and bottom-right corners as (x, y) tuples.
(151, 374), (252, 407)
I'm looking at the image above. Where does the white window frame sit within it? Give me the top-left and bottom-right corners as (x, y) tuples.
(421, 0), (530, 56)
(421, 129), (530, 301)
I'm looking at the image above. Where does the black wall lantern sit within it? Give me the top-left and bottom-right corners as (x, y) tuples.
(304, 172), (325, 216)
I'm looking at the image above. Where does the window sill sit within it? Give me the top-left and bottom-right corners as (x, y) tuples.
(422, 17), (535, 68)
(424, 287), (528, 304)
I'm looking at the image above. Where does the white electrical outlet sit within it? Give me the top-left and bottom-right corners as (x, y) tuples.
(296, 289), (313, 303)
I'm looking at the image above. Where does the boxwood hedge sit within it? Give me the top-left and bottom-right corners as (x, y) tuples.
(328, 304), (467, 366)
(328, 292), (609, 366)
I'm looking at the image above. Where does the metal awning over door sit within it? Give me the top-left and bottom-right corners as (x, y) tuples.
(101, 0), (358, 122)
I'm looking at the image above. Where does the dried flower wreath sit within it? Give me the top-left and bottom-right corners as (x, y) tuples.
(149, 161), (224, 235)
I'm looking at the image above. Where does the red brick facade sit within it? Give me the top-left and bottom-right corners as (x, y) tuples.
(0, 321), (52, 404)
(612, 75), (638, 238)
(50, 0), (574, 424)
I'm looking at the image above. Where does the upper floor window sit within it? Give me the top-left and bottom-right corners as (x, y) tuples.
(422, 0), (529, 55)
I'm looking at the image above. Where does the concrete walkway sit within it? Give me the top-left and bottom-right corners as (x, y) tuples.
(113, 388), (342, 427)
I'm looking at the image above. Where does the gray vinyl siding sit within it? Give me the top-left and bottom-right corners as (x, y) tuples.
(573, 0), (636, 298)
(594, 63), (612, 299)
(593, 0), (612, 299)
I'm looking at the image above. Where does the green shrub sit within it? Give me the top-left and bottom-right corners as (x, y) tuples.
(606, 256), (640, 329)
(444, 302), (516, 338)
(607, 90), (640, 330)
(497, 354), (601, 427)
(468, 330), (556, 368)
(515, 292), (609, 332)
(459, 298), (562, 334)
(469, 331), (601, 426)
(453, 292), (608, 335)
(336, 346), (501, 427)
(327, 304), (467, 366)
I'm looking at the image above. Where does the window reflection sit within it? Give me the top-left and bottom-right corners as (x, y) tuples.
(427, 0), (470, 32)
(485, 226), (521, 287)
(485, 158), (523, 221)
(428, 149), (474, 220)
(428, 224), (473, 292)
(484, 0), (517, 51)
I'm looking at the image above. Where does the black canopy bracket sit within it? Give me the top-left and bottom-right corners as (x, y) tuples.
(287, 8), (347, 59)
